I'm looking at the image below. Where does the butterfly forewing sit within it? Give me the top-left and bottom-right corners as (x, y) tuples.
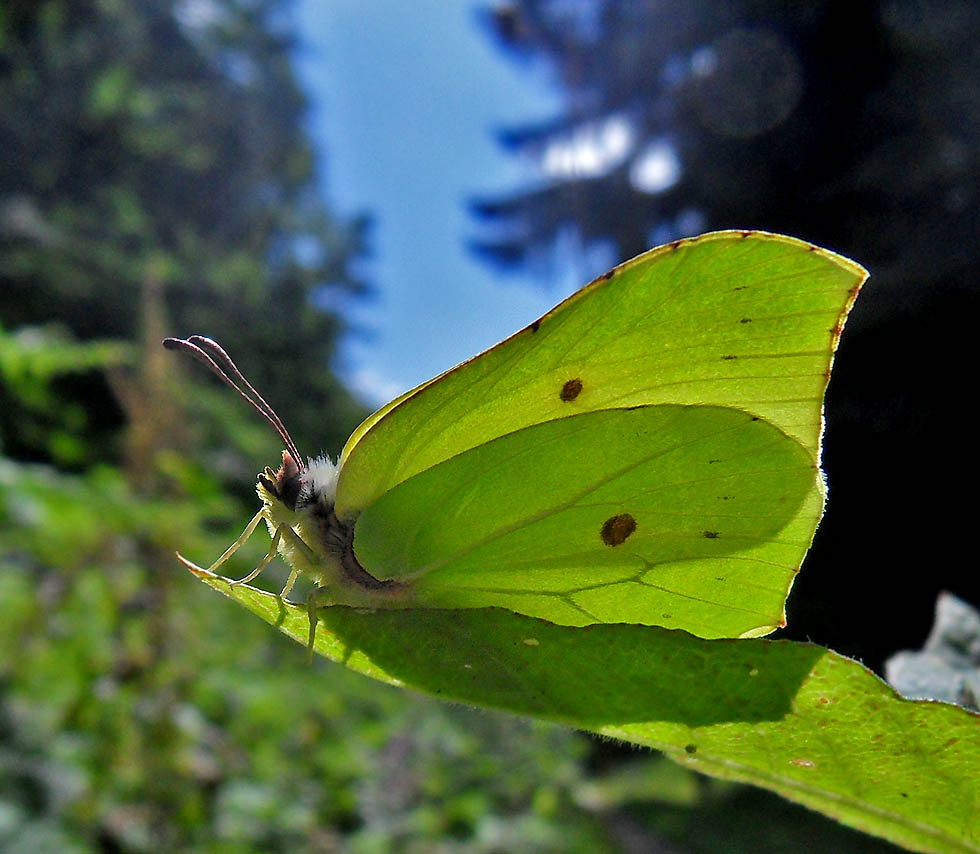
(335, 231), (866, 520)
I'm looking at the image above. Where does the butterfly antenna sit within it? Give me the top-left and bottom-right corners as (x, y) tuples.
(184, 335), (303, 465)
(162, 336), (305, 469)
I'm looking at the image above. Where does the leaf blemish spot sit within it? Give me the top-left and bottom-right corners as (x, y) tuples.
(703, 531), (719, 539)
(560, 378), (583, 401)
(601, 513), (636, 546)
(684, 744), (697, 754)
(522, 638), (540, 647)
(721, 354), (737, 360)
(529, 319), (540, 333)
(601, 269), (615, 280)
(739, 317), (752, 324)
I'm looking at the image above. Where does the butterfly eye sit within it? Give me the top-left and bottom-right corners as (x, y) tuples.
(274, 451), (305, 510)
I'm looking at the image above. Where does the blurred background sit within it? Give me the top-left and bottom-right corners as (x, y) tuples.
(1, 1), (976, 851)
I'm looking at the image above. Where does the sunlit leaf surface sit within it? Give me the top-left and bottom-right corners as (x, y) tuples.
(190, 570), (980, 854)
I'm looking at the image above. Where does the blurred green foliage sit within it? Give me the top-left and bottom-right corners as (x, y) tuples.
(0, 2), (903, 851)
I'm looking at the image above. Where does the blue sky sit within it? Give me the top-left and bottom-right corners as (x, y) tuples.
(293, 2), (574, 405)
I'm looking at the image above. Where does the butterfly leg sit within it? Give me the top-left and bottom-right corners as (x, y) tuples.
(229, 526), (283, 587)
(273, 525), (319, 600)
(279, 565), (300, 599)
(205, 508), (266, 574)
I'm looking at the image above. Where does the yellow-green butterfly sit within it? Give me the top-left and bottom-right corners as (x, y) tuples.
(166, 230), (865, 644)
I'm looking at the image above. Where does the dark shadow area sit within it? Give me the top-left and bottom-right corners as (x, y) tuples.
(317, 605), (825, 727)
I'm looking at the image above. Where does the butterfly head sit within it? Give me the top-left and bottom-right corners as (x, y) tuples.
(258, 450), (339, 513)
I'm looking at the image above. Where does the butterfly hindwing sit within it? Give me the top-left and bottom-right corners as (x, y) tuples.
(352, 404), (816, 638)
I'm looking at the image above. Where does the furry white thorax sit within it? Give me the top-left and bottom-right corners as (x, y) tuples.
(305, 454), (340, 507)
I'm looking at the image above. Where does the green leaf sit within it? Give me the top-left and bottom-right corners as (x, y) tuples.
(188, 569), (980, 854)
